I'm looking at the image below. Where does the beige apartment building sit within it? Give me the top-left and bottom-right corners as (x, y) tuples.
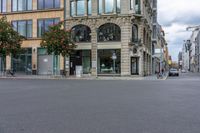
(0, 0), (154, 77)
(0, 0), (64, 75)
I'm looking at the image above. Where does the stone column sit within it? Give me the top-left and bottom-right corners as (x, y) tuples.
(66, 0), (71, 18)
(60, 55), (64, 75)
(120, 0), (129, 14)
(92, 0), (98, 16)
(6, 55), (11, 71)
(33, 0), (37, 10)
(139, 50), (144, 76)
(85, 0), (88, 16)
(121, 21), (131, 76)
(91, 28), (98, 77)
(32, 19), (37, 38)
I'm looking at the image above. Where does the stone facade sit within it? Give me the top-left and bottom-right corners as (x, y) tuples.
(65, 0), (153, 77)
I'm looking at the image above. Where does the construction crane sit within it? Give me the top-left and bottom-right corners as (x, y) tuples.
(186, 25), (200, 31)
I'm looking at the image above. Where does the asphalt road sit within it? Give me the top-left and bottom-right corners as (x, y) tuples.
(0, 73), (200, 133)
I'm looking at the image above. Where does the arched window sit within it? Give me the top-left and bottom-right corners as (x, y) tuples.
(132, 24), (138, 42)
(98, 23), (121, 42)
(71, 25), (91, 42)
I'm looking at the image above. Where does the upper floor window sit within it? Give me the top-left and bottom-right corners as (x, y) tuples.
(99, 0), (121, 14)
(98, 23), (121, 42)
(71, 25), (91, 42)
(130, 0), (141, 14)
(12, 20), (32, 38)
(70, 0), (91, 16)
(38, 0), (60, 10)
(12, 0), (32, 12)
(88, 0), (91, 15)
(37, 18), (60, 37)
(0, 0), (6, 13)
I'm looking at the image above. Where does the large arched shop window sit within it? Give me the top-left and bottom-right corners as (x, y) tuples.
(132, 24), (138, 42)
(71, 24), (91, 42)
(98, 23), (121, 42)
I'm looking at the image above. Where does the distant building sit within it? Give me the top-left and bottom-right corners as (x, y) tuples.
(182, 40), (190, 72)
(178, 52), (182, 70)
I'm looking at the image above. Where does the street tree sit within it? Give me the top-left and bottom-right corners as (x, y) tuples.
(40, 21), (76, 56)
(40, 21), (76, 75)
(0, 16), (24, 71)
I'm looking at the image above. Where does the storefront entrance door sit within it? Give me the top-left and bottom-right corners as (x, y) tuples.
(131, 57), (139, 75)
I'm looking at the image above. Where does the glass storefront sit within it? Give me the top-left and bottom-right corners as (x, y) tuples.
(70, 50), (91, 75)
(98, 49), (121, 74)
(12, 48), (32, 74)
(0, 56), (5, 72)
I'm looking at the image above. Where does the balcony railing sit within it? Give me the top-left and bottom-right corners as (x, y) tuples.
(129, 38), (142, 46)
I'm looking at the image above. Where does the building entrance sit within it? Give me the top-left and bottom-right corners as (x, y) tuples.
(131, 57), (139, 75)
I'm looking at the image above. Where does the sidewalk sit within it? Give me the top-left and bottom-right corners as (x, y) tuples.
(144, 72), (169, 80)
(0, 73), (168, 80)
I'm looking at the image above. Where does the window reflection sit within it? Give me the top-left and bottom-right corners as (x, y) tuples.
(98, 23), (121, 42)
(88, 0), (92, 15)
(37, 18), (60, 37)
(98, 49), (121, 74)
(71, 25), (91, 42)
(12, 20), (32, 38)
(70, 0), (91, 16)
(98, 0), (103, 14)
(12, 0), (32, 12)
(38, 0), (60, 10)
(0, 0), (7, 13)
(105, 0), (114, 13)
(98, 0), (121, 14)
(77, 0), (85, 16)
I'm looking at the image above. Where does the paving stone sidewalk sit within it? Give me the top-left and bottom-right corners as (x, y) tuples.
(0, 73), (168, 80)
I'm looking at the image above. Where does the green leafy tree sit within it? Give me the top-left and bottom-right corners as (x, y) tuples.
(0, 16), (24, 71)
(40, 21), (76, 57)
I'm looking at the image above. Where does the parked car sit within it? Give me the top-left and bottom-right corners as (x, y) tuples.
(169, 68), (179, 76)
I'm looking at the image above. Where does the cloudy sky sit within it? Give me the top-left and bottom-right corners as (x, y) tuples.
(157, 0), (200, 61)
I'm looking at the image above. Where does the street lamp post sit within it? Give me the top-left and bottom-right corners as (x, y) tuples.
(112, 52), (117, 74)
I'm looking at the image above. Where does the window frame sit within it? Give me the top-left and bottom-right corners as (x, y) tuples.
(37, 0), (60, 10)
(37, 18), (60, 37)
(11, 20), (33, 38)
(11, 0), (32, 12)
(0, 0), (7, 13)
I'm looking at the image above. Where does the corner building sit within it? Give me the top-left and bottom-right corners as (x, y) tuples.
(1, 0), (153, 77)
(65, 0), (153, 76)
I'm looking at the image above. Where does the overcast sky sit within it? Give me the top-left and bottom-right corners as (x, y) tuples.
(157, 0), (200, 61)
